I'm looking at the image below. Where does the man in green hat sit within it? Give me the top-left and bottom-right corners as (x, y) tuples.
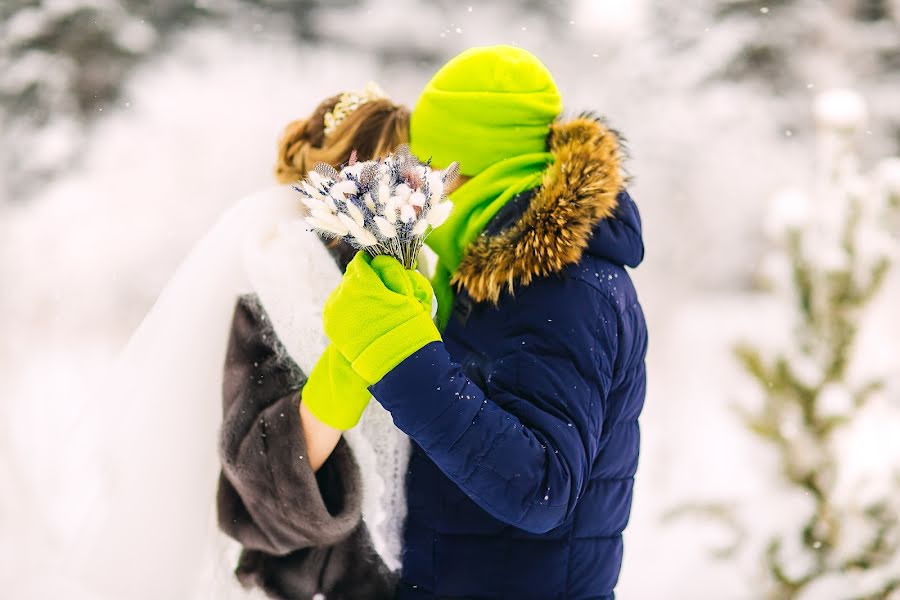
(321, 45), (647, 598)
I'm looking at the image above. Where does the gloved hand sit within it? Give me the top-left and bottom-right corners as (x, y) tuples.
(301, 344), (372, 430)
(324, 252), (441, 384)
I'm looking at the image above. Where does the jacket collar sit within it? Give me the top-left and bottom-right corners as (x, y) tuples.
(451, 116), (638, 304)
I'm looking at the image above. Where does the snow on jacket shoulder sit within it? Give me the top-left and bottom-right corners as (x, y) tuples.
(370, 117), (648, 600)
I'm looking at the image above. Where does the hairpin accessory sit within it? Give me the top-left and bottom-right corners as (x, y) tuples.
(323, 82), (389, 137)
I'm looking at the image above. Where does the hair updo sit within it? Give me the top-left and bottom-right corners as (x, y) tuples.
(273, 94), (411, 184)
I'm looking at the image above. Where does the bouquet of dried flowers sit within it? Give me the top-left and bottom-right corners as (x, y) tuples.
(295, 145), (458, 268)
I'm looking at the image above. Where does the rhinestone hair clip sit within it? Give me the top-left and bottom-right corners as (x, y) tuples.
(323, 82), (389, 137)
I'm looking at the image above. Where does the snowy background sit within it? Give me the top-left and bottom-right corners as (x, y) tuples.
(2, 0), (900, 598)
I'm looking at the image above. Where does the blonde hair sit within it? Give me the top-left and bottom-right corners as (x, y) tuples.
(274, 95), (411, 184)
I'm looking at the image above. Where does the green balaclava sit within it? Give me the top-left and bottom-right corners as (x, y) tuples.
(411, 45), (563, 328)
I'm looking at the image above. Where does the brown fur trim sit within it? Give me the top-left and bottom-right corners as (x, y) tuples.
(451, 117), (625, 304)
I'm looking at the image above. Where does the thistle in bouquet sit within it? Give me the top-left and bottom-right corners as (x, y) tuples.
(295, 145), (459, 269)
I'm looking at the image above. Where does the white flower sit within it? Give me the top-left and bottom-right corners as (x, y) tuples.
(342, 163), (364, 178)
(374, 216), (398, 238)
(426, 171), (445, 197)
(384, 195), (402, 221)
(309, 209), (349, 236)
(297, 193), (327, 213)
(377, 182), (392, 207)
(330, 179), (358, 199)
(307, 170), (325, 187)
(400, 204), (416, 223)
(346, 202), (365, 227)
(301, 181), (325, 199)
(426, 201), (453, 227)
(409, 191), (427, 207)
(394, 183), (412, 201)
(411, 219), (428, 236)
(338, 213), (377, 246)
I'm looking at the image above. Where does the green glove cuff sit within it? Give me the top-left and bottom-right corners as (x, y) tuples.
(301, 344), (372, 430)
(351, 311), (442, 384)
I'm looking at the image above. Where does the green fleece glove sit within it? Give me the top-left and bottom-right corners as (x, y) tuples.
(324, 252), (441, 384)
(301, 344), (372, 430)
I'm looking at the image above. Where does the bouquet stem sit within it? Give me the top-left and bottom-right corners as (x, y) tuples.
(365, 238), (423, 269)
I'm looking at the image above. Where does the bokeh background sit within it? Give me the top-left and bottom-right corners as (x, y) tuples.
(2, 1), (900, 598)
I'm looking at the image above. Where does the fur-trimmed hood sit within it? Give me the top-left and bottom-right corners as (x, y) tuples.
(452, 116), (643, 304)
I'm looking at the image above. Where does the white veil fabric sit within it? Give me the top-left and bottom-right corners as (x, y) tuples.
(60, 185), (410, 599)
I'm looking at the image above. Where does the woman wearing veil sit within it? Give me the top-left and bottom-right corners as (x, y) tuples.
(70, 85), (414, 600)
(216, 84), (423, 599)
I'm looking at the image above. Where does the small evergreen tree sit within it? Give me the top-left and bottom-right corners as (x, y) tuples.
(736, 89), (900, 599)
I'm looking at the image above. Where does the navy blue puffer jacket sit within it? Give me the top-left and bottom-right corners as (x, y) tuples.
(370, 118), (647, 600)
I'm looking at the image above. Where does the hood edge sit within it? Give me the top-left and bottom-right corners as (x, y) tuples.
(451, 116), (626, 304)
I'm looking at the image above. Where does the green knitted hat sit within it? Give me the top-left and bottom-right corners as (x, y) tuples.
(410, 45), (562, 176)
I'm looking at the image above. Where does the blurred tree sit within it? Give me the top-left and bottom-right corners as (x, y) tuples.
(0, 0), (567, 203)
(735, 90), (900, 599)
(648, 0), (900, 150)
(0, 0), (356, 202)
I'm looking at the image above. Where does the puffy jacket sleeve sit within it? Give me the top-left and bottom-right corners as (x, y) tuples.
(218, 295), (395, 599)
(369, 275), (617, 534)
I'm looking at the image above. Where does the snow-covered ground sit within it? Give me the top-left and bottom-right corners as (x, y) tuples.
(2, 2), (899, 598)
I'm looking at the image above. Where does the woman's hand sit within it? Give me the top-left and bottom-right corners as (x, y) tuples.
(324, 252), (441, 384)
(298, 401), (342, 472)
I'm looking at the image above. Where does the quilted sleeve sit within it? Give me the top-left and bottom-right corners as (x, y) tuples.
(370, 276), (617, 534)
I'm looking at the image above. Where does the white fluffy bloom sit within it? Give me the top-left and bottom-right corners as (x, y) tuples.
(384, 195), (401, 221)
(342, 162), (364, 178)
(310, 209), (349, 236)
(394, 183), (412, 201)
(297, 193), (327, 212)
(338, 213), (377, 246)
(374, 216), (397, 239)
(301, 181), (325, 199)
(426, 200), (453, 228)
(400, 204), (416, 223)
(409, 191), (426, 207)
(426, 171), (444, 197)
(346, 202), (365, 227)
(377, 182), (391, 206)
(330, 179), (359, 199)
(307, 170), (325, 187)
